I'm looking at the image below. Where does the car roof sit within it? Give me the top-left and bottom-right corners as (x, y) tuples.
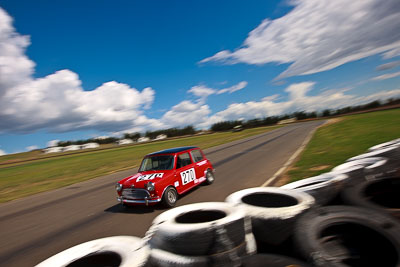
(147, 146), (199, 156)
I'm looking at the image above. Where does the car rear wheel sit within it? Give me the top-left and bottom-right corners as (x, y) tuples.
(162, 187), (178, 208)
(205, 170), (215, 185)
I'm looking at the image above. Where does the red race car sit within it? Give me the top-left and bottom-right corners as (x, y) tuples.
(116, 146), (215, 208)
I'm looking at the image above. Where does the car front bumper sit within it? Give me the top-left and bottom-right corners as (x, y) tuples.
(117, 196), (161, 206)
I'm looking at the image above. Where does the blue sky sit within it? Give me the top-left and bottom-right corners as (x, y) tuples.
(0, 0), (400, 155)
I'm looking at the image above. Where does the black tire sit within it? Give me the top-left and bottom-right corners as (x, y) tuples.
(240, 253), (312, 267)
(281, 173), (347, 206)
(36, 236), (149, 267)
(205, 170), (215, 185)
(149, 235), (255, 267)
(146, 202), (249, 256)
(225, 187), (315, 245)
(341, 176), (400, 220)
(162, 187), (178, 208)
(294, 206), (400, 267)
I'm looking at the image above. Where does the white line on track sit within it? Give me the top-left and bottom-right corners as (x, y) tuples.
(261, 122), (323, 187)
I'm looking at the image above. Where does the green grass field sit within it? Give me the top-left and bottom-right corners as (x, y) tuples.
(0, 126), (280, 203)
(288, 109), (400, 182)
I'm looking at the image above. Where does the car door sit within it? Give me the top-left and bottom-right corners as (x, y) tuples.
(190, 149), (208, 183)
(175, 152), (197, 193)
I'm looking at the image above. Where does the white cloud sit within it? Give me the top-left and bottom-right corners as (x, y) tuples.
(371, 71), (400, 81)
(0, 8), (156, 134)
(217, 81), (248, 94)
(0, 149), (6, 156)
(161, 81), (248, 127)
(160, 100), (211, 128)
(201, 0), (400, 79)
(188, 85), (216, 100)
(188, 81), (247, 102)
(198, 82), (400, 128)
(376, 60), (400, 71)
(262, 94), (280, 102)
(26, 145), (38, 151)
(383, 47), (400, 59)
(47, 140), (60, 147)
(0, 8), (35, 96)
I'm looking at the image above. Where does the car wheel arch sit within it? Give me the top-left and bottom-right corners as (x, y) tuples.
(161, 185), (179, 198)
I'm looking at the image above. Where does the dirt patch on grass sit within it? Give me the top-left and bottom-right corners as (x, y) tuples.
(271, 173), (290, 187)
(270, 167), (297, 187)
(309, 165), (331, 171)
(322, 117), (343, 127)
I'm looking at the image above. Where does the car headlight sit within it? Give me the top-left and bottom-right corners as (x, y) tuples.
(115, 183), (123, 192)
(146, 182), (155, 191)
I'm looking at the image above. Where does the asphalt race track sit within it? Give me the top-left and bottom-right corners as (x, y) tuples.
(0, 120), (324, 266)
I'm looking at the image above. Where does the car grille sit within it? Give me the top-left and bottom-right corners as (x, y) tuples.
(121, 189), (150, 199)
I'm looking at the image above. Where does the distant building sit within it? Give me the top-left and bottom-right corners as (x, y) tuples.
(43, 147), (64, 154)
(94, 136), (109, 140)
(138, 137), (150, 143)
(155, 134), (167, 140)
(278, 118), (297, 125)
(232, 125), (243, 132)
(64, 145), (81, 152)
(117, 139), (134, 145)
(81, 142), (99, 149)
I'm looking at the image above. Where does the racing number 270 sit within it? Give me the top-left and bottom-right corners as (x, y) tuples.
(180, 168), (196, 185)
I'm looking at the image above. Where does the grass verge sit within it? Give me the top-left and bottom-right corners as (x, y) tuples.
(288, 109), (400, 182)
(0, 125), (281, 203)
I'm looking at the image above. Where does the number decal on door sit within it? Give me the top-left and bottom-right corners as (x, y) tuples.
(180, 168), (196, 185)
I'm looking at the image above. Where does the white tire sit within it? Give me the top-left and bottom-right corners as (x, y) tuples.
(35, 236), (149, 267)
(149, 233), (256, 267)
(146, 202), (250, 256)
(332, 157), (391, 181)
(281, 173), (347, 205)
(225, 187), (315, 245)
(347, 145), (400, 162)
(368, 138), (400, 151)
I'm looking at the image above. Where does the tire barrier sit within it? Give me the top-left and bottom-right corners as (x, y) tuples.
(281, 173), (347, 206)
(294, 206), (400, 267)
(341, 176), (400, 220)
(240, 253), (312, 267)
(37, 137), (400, 267)
(35, 236), (149, 267)
(331, 157), (390, 183)
(225, 187), (315, 246)
(347, 144), (400, 162)
(146, 202), (251, 257)
(149, 234), (255, 267)
(368, 138), (400, 151)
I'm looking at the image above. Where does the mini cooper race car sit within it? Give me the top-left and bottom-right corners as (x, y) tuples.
(116, 146), (215, 208)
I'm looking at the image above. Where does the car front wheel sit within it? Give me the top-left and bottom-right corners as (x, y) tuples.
(205, 170), (215, 185)
(162, 187), (177, 208)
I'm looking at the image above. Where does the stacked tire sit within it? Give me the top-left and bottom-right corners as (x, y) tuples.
(278, 137), (400, 266)
(225, 187), (315, 246)
(35, 236), (149, 267)
(145, 202), (256, 267)
(294, 206), (400, 266)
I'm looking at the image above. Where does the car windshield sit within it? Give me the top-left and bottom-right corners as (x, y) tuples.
(139, 155), (174, 171)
